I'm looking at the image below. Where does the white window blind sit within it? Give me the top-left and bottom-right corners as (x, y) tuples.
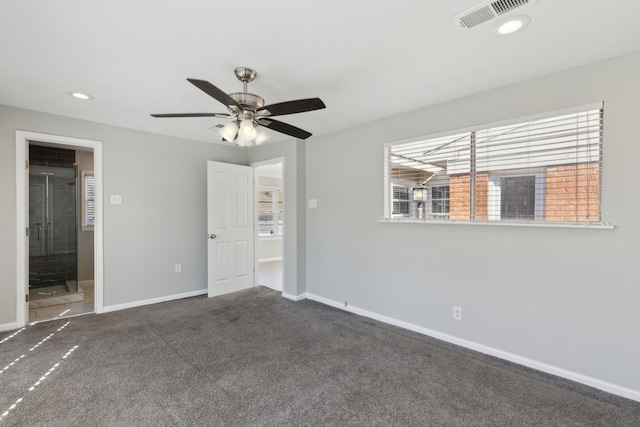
(258, 187), (283, 237)
(82, 171), (95, 228)
(384, 105), (603, 225)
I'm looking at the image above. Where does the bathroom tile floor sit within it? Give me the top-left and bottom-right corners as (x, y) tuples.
(28, 281), (94, 323)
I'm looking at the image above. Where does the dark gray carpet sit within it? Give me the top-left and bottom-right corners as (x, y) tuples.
(1, 287), (638, 426)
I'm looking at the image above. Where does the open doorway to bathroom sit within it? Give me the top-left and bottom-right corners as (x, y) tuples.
(255, 162), (283, 291)
(27, 143), (95, 322)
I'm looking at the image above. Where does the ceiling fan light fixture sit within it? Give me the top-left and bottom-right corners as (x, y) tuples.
(219, 122), (239, 142)
(236, 134), (247, 147)
(239, 119), (257, 140)
(255, 127), (270, 145)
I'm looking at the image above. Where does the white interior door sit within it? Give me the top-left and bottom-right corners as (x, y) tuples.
(207, 161), (255, 297)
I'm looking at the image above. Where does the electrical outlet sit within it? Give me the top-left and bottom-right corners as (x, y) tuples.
(174, 264), (182, 274)
(453, 306), (462, 321)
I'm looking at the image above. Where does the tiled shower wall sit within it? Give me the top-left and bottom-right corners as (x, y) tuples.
(29, 145), (77, 289)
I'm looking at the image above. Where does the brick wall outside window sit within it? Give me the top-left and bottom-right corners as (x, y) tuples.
(449, 162), (599, 222)
(449, 174), (470, 220)
(545, 162), (600, 222)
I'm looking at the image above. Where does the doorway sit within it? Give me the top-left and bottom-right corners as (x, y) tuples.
(15, 131), (104, 328)
(254, 161), (283, 291)
(27, 144), (94, 322)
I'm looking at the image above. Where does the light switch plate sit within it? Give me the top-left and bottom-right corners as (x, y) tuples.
(110, 195), (122, 205)
(308, 199), (318, 208)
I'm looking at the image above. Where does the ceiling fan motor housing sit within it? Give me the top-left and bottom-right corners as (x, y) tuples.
(229, 92), (265, 115)
(230, 67), (263, 118)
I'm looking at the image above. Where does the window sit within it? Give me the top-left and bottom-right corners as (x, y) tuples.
(431, 186), (450, 219)
(82, 170), (95, 230)
(384, 104), (603, 225)
(392, 185), (410, 216)
(500, 176), (535, 220)
(258, 187), (283, 237)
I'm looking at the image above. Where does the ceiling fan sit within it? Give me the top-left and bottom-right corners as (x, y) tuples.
(151, 67), (326, 146)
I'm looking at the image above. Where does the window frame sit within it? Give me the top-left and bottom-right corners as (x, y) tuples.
(382, 102), (613, 229)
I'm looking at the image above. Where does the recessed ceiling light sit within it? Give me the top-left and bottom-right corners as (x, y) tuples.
(497, 15), (530, 36)
(69, 92), (94, 100)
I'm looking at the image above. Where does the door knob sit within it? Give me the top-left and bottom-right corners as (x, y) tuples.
(208, 234), (217, 239)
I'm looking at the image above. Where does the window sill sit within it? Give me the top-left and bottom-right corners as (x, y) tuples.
(378, 218), (614, 230)
(259, 236), (283, 241)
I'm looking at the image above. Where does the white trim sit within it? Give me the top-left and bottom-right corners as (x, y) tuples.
(259, 257), (282, 263)
(305, 292), (640, 403)
(282, 292), (307, 302)
(15, 137), (27, 329)
(15, 131), (105, 328)
(0, 322), (19, 333)
(378, 219), (614, 230)
(102, 289), (207, 313)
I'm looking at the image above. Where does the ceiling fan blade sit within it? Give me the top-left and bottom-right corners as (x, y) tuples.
(258, 118), (312, 139)
(150, 113), (231, 118)
(257, 98), (326, 117)
(187, 78), (242, 110)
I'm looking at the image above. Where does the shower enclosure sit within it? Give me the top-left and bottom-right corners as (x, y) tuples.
(28, 151), (79, 303)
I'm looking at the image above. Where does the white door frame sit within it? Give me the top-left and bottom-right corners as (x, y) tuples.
(15, 131), (104, 327)
(251, 157), (285, 293)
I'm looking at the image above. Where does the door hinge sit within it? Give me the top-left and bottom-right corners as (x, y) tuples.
(25, 160), (29, 169)
(26, 294), (29, 303)
(26, 227), (29, 237)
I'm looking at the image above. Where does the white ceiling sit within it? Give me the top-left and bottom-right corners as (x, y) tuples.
(2, 0), (640, 146)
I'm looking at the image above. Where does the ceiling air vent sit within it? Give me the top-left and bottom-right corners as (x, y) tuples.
(453, 0), (537, 30)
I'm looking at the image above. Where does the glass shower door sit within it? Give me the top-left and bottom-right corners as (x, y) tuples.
(28, 165), (78, 301)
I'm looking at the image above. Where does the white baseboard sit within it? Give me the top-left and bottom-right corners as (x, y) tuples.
(306, 292), (640, 403)
(0, 322), (19, 333)
(102, 289), (208, 313)
(282, 292), (307, 302)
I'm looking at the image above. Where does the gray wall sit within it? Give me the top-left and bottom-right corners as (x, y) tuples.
(305, 52), (640, 393)
(0, 105), (246, 324)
